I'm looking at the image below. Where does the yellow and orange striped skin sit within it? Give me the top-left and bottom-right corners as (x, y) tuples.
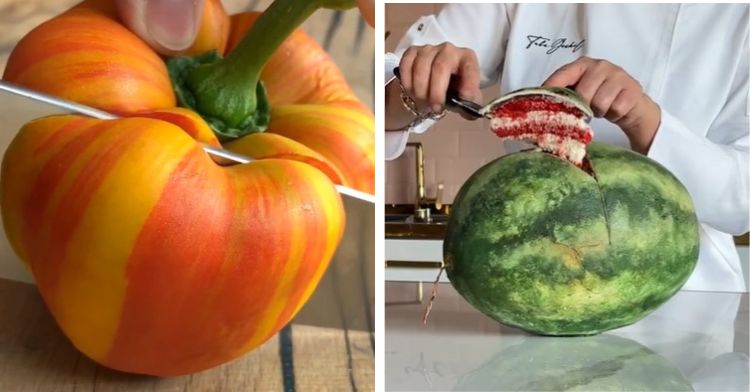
(3, 1), (374, 194)
(2, 1), (175, 114)
(225, 132), (345, 185)
(268, 102), (375, 196)
(180, 0), (231, 56)
(133, 107), (221, 147)
(1, 115), (345, 375)
(227, 12), (361, 106)
(1, 0), (371, 375)
(226, 13), (376, 194)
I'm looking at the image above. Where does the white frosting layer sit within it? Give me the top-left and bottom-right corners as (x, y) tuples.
(489, 110), (592, 165)
(489, 111), (591, 135)
(538, 134), (587, 164)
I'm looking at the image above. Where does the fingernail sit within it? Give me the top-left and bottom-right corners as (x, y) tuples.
(432, 104), (442, 112)
(146, 0), (199, 51)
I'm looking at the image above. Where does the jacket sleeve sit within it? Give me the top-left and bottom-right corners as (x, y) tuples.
(391, 3), (512, 88)
(647, 39), (749, 235)
(385, 4), (511, 159)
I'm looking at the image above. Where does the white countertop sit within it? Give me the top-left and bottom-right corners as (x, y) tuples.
(385, 282), (749, 391)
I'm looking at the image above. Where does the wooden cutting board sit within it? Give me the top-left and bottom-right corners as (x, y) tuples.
(0, 278), (374, 391)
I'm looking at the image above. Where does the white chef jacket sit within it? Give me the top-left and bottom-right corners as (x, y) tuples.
(385, 4), (749, 292)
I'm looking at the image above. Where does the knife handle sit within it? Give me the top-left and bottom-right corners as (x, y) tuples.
(393, 67), (484, 118)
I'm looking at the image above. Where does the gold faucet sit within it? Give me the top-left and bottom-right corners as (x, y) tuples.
(406, 142), (443, 221)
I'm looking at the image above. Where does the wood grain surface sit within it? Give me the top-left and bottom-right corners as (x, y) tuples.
(0, 278), (373, 391)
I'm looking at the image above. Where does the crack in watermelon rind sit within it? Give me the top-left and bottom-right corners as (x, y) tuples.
(444, 143), (699, 335)
(587, 158), (613, 246)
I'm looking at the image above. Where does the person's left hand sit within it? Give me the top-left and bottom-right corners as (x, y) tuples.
(115, 0), (204, 55)
(544, 56), (660, 154)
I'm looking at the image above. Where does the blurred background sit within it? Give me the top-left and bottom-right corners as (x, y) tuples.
(0, 0), (374, 109)
(384, 2), (748, 241)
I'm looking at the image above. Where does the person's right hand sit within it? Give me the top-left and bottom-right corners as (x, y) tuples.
(398, 43), (482, 119)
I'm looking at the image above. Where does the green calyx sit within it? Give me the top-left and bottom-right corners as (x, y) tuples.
(167, 51), (270, 141)
(165, 0), (357, 141)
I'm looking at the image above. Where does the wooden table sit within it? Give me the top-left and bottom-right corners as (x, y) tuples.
(0, 279), (373, 391)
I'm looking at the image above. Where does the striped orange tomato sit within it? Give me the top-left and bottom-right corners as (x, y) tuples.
(1, 0), (366, 376)
(2, 0), (175, 115)
(225, 133), (345, 184)
(1, 114), (345, 375)
(2, 0), (374, 194)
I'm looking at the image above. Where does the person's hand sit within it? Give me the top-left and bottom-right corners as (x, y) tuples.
(115, 0), (204, 55)
(544, 56), (661, 154)
(399, 43), (482, 119)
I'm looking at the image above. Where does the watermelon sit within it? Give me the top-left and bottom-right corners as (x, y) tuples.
(444, 143), (699, 335)
(455, 335), (693, 391)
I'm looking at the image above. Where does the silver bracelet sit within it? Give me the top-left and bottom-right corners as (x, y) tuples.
(394, 83), (446, 132)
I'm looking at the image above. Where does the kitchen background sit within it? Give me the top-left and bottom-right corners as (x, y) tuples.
(385, 3), (506, 205)
(384, 3), (748, 285)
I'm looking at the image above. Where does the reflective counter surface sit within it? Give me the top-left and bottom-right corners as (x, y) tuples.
(385, 282), (749, 391)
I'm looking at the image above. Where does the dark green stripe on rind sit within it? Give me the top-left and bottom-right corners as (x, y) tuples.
(444, 143), (699, 335)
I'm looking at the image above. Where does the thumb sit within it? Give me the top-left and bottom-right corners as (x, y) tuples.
(116, 0), (203, 55)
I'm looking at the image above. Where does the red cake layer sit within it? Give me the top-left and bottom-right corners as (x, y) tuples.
(487, 95), (593, 166)
(489, 96), (586, 119)
(492, 120), (593, 144)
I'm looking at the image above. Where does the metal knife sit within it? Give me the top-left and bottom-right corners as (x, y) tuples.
(392, 66), (486, 119)
(0, 81), (375, 204)
(391, 67), (592, 122)
(0, 80), (373, 332)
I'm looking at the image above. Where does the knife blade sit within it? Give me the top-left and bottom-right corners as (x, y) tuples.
(0, 80), (374, 332)
(0, 80), (375, 204)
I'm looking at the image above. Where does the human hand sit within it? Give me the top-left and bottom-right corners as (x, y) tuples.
(399, 43), (482, 119)
(544, 56), (660, 154)
(115, 0), (204, 55)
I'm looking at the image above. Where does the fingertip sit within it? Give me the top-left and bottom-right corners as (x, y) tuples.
(542, 75), (566, 88)
(146, 0), (202, 52)
(116, 0), (202, 55)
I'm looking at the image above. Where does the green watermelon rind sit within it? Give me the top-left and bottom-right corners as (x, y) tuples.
(483, 86), (594, 119)
(444, 143), (699, 336)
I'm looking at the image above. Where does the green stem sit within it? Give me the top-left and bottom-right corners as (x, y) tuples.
(168, 0), (356, 140)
